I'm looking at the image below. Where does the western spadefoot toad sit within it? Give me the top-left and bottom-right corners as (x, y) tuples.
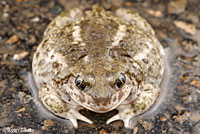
(32, 5), (165, 128)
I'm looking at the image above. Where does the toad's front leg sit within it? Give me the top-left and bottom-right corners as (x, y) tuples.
(39, 86), (93, 128)
(106, 83), (159, 128)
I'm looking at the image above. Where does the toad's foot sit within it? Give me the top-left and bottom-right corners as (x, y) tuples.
(58, 108), (93, 128)
(106, 83), (159, 128)
(40, 86), (93, 128)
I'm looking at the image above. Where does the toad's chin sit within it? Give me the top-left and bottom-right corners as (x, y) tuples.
(69, 86), (132, 113)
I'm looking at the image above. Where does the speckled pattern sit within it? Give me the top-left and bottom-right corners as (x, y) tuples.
(32, 5), (165, 128)
(0, 0), (200, 134)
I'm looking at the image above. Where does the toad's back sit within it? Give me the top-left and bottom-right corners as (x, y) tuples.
(33, 7), (164, 85)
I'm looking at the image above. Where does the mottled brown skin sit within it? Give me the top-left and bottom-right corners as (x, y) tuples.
(32, 5), (165, 128)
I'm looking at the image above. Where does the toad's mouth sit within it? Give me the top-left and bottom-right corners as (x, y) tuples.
(68, 87), (132, 113)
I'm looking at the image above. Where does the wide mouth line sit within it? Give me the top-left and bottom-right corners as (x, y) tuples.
(81, 103), (119, 113)
(76, 93), (129, 113)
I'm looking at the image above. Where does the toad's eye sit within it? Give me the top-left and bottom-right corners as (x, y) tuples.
(115, 73), (126, 89)
(75, 75), (86, 90)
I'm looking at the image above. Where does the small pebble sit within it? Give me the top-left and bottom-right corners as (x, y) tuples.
(147, 9), (163, 17)
(190, 79), (200, 88)
(99, 129), (109, 134)
(42, 119), (55, 130)
(133, 127), (138, 134)
(6, 35), (19, 44)
(13, 51), (29, 60)
(124, 2), (133, 7)
(31, 16), (40, 22)
(160, 117), (167, 122)
(168, 0), (187, 14)
(15, 107), (25, 113)
(174, 21), (196, 35)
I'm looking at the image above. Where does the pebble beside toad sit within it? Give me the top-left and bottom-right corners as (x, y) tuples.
(32, 5), (165, 128)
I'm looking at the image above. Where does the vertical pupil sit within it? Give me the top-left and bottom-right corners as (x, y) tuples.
(76, 80), (81, 86)
(116, 80), (122, 88)
(75, 76), (86, 90)
(119, 74), (126, 83)
(120, 77), (125, 83)
(115, 74), (126, 89)
(75, 76), (82, 86)
(80, 82), (86, 90)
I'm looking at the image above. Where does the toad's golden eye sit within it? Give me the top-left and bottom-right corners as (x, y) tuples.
(75, 75), (86, 90)
(115, 73), (126, 89)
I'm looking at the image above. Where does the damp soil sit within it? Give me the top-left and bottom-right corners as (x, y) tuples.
(0, 0), (200, 134)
